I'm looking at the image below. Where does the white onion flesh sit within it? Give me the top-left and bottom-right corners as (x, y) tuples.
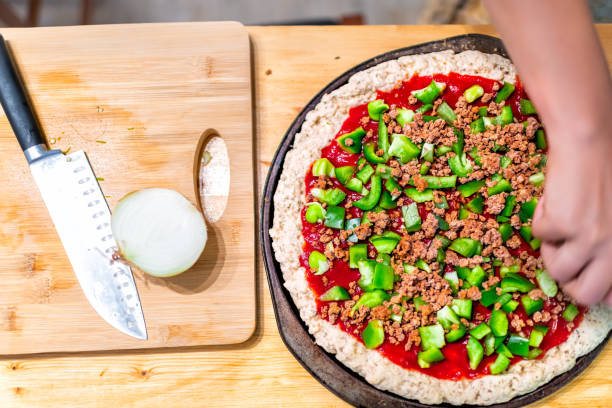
(111, 188), (207, 277)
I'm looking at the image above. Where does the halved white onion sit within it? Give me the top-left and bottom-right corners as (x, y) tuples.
(111, 188), (207, 277)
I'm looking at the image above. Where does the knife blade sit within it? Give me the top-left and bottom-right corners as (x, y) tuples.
(0, 35), (147, 340)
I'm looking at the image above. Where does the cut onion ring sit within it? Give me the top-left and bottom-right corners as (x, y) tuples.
(111, 188), (207, 277)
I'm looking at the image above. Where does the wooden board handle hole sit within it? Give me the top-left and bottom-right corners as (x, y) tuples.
(194, 129), (230, 223)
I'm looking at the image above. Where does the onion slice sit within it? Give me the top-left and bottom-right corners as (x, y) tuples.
(111, 188), (207, 277)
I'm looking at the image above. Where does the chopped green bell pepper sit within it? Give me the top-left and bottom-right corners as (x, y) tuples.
(448, 152), (473, 178)
(519, 98), (537, 115)
(324, 205), (345, 229)
(363, 142), (387, 164)
(367, 99), (389, 121)
(484, 334), (496, 356)
(421, 142), (435, 162)
(396, 108), (415, 126)
(446, 325), (467, 343)
(487, 179), (512, 196)
(369, 235), (400, 254)
(402, 203), (422, 232)
(351, 290), (390, 316)
(499, 223), (513, 242)
(501, 195), (517, 217)
(345, 177), (364, 193)
(470, 323), (492, 340)
(385, 177), (402, 197)
(535, 129), (547, 150)
(489, 353), (511, 374)
(562, 304), (579, 322)
(489, 310), (509, 337)
(354, 175), (382, 210)
(419, 324), (446, 350)
(311, 187), (346, 206)
(466, 194), (484, 214)
(498, 106), (514, 126)
(379, 191), (398, 210)
(358, 260), (376, 291)
(444, 271), (460, 294)
(412, 80), (446, 104)
(467, 335), (484, 370)
(527, 348), (543, 360)
(312, 158), (335, 177)
(502, 274), (536, 293)
(338, 127), (366, 154)
(320, 286), (350, 301)
(356, 163), (375, 184)
(305, 202), (326, 224)
(507, 334), (529, 357)
(501, 299), (519, 313)
(416, 103), (433, 114)
(449, 237), (480, 258)
(413, 296), (428, 311)
(308, 250), (329, 275)
(535, 269), (558, 297)
(334, 165), (355, 184)
(495, 82), (515, 103)
(529, 172), (545, 186)
(405, 188), (434, 203)
(437, 101), (457, 124)
(464, 84), (484, 103)
(349, 244), (368, 268)
(457, 179), (485, 197)
(466, 265), (487, 287)
(389, 133), (421, 163)
(470, 117), (485, 134)
(451, 299), (473, 319)
(411, 175), (457, 189)
(417, 347), (445, 368)
(518, 198), (538, 222)
(437, 305), (461, 330)
(362, 319), (385, 348)
(372, 262), (394, 290)
(529, 325), (549, 347)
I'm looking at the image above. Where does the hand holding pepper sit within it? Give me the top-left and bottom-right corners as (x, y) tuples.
(485, 0), (612, 305)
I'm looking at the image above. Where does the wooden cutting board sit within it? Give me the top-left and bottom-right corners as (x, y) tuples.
(0, 22), (255, 354)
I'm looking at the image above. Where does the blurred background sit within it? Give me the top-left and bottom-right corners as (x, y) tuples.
(0, 0), (611, 27)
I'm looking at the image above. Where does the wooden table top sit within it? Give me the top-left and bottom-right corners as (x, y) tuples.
(1, 24), (611, 408)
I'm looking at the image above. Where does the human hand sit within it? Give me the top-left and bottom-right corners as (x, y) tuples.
(533, 123), (612, 306)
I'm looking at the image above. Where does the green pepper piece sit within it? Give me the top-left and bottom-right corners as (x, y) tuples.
(357, 260), (376, 291)
(356, 163), (375, 184)
(495, 293), (513, 307)
(489, 353), (511, 374)
(482, 116), (499, 129)
(311, 187), (346, 206)
(449, 237), (480, 258)
(446, 325), (467, 343)
(415, 103), (433, 114)
(345, 218), (361, 243)
(308, 250), (328, 275)
(519, 98), (537, 115)
(378, 117), (390, 155)
(499, 156), (512, 169)
(405, 188), (434, 203)
(535, 129), (547, 150)
(489, 309), (509, 337)
(501, 195), (517, 217)
(396, 108), (415, 126)
(312, 158), (335, 177)
(484, 334), (496, 356)
(466, 194), (484, 214)
(435, 195), (450, 209)
(437, 305), (461, 330)
(502, 274), (536, 293)
(363, 142), (387, 164)
(455, 266), (470, 282)
(487, 179), (512, 196)
(495, 82), (515, 103)
(507, 334), (530, 357)
(421, 142), (435, 162)
(334, 165), (355, 185)
(411, 175), (457, 189)
(500, 264), (523, 278)
(467, 335), (484, 370)
(437, 101), (457, 124)
(501, 300), (519, 313)
(362, 319), (385, 349)
(530, 237), (542, 250)
(529, 325), (549, 347)
(305, 202), (326, 224)
(385, 177), (402, 197)
(451, 299), (472, 319)
(457, 179), (485, 197)
(497, 106), (514, 126)
(375, 164), (393, 179)
(529, 171), (545, 187)
(417, 347), (445, 368)
(419, 162), (431, 175)
(372, 262), (394, 290)
(338, 127), (366, 154)
(412, 80), (446, 104)
(345, 177), (364, 193)
(369, 235), (399, 254)
(388, 133), (421, 163)
(535, 269), (558, 297)
(497, 215), (510, 223)
(470, 323), (492, 340)
(470, 117), (485, 134)
(478, 106), (488, 117)
(351, 290), (391, 316)
(367, 99), (389, 121)
(349, 244), (368, 268)
(527, 348), (543, 360)
(411, 296), (428, 311)
(324, 205), (345, 229)
(467, 146), (481, 166)
(518, 198), (538, 222)
(354, 175), (382, 210)
(379, 191), (398, 210)
(413, 259), (430, 273)
(435, 145), (453, 156)
(419, 324), (446, 350)
(451, 127), (465, 155)
(519, 225), (533, 242)
(496, 343), (513, 359)
(320, 286), (350, 301)
(402, 203), (422, 232)
(435, 215), (450, 231)
(499, 223), (513, 242)
(448, 152), (473, 178)
(465, 266), (486, 287)
(464, 84), (484, 103)
(562, 304), (579, 322)
(444, 271), (460, 294)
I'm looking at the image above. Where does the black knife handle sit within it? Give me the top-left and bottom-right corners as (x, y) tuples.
(0, 35), (44, 153)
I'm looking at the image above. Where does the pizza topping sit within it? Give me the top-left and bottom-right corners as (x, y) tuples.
(300, 73), (584, 380)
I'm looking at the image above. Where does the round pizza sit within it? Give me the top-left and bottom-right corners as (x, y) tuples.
(270, 50), (611, 405)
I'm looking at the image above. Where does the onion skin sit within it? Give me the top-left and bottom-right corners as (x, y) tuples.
(111, 188), (207, 278)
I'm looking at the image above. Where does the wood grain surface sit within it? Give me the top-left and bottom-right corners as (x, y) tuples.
(0, 22), (255, 354)
(0, 24), (611, 407)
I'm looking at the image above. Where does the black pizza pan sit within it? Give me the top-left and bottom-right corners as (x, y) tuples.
(259, 34), (611, 408)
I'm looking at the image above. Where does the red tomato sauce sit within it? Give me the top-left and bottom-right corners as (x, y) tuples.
(299, 73), (585, 380)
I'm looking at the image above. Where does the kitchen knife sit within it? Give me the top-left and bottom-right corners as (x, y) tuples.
(0, 35), (147, 340)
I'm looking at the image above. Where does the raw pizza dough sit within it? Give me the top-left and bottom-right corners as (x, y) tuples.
(270, 50), (612, 405)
